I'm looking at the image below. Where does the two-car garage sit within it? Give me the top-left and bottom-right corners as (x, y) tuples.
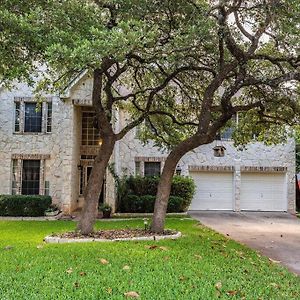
(189, 170), (287, 212)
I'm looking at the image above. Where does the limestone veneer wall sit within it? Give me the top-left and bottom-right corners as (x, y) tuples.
(117, 127), (296, 213)
(0, 83), (75, 212)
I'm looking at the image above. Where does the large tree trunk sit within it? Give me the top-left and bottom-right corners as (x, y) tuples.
(77, 136), (115, 234)
(151, 134), (204, 233)
(151, 152), (181, 233)
(151, 135), (205, 233)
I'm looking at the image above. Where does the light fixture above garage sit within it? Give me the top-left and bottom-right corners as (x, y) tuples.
(213, 145), (226, 157)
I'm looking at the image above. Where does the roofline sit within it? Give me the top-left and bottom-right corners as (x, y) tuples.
(60, 70), (89, 99)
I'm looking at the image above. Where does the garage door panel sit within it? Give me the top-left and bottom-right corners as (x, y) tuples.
(189, 172), (233, 210)
(240, 173), (286, 211)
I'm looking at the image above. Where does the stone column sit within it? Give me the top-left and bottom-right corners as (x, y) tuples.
(233, 159), (241, 212)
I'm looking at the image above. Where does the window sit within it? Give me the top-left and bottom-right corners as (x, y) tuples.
(15, 102), (21, 132)
(44, 181), (50, 196)
(216, 127), (234, 141)
(24, 103), (42, 132)
(14, 98), (52, 133)
(47, 102), (52, 133)
(216, 114), (237, 141)
(135, 161), (141, 176)
(22, 160), (40, 195)
(144, 162), (161, 177)
(11, 155), (48, 195)
(11, 159), (19, 195)
(81, 110), (101, 146)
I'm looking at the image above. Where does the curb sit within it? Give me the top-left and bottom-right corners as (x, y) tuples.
(44, 231), (181, 244)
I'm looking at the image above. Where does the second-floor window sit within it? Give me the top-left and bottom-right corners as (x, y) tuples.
(81, 109), (101, 146)
(14, 97), (52, 134)
(24, 103), (42, 132)
(216, 114), (238, 141)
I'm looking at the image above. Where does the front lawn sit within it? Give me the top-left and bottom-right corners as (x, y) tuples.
(0, 219), (299, 299)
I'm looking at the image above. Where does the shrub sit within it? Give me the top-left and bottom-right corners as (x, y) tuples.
(120, 195), (142, 213)
(119, 194), (185, 213)
(126, 176), (158, 196)
(0, 195), (52, 217)
(140, 195), (156, 213)
(168, 196), (185, 213)
(117, 175), (195, 213)
(170, 176), (195, 211)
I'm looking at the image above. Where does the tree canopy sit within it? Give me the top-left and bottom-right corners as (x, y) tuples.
(1, 0), (299, 233)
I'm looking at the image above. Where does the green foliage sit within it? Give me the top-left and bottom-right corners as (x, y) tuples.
(99, 203), (112, 213)
(120, 195), (186, 213)
(0, 195), (52, 217)
(119, 194), (143, 213)
(0, 220), (299, 299)
(296, 145), (300, 174)
(118, 175), (195, 213)
(171, 176), (196, 210)
(0, 0), (212, 90)
(126, 176), (158, 196)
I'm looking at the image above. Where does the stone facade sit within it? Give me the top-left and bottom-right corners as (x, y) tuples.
(0, 76), (296, 213)
(118, 127), (296, 212)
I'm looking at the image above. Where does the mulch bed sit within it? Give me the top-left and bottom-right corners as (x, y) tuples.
(51, 229), (177, 240)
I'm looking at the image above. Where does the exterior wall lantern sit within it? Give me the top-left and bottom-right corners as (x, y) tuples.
(213, 145), (226, 157)
(175, 165), (182, 175)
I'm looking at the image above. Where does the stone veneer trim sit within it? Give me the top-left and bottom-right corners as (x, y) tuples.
(14, 97), (52, 102)
(189, 165), (234, 172)
(80, 146), (100, 156)
(135, 156), (167, 162)
(241, 166), (287, 172)
(12, 154), (51, 160)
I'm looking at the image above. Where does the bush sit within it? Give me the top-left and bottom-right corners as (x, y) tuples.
(168, 196), (185, 213)
(170, 176), (195, 211)
(119, 194), (186, 213)
(119, 195), (139, 213)
(140, 195), (156, 213)
(0, 195), (52, 217)
(117, 175), (195, 213)
(126, 176), (158, 196)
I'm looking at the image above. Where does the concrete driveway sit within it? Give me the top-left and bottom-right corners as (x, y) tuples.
(189, 211), (300, 275)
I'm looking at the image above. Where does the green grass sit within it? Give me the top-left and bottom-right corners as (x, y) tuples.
(0, 219), (299, 299)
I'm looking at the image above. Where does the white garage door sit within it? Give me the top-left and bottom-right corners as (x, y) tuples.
(240, 173), (286, 211)
(189, 172), (234, 210)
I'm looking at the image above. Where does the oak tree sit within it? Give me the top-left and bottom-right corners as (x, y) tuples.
(0, 0), (210, 233)
(143, 0), (300, 232)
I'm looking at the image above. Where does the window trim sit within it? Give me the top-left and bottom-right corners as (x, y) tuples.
(11, 154), (49, 195)
(134, 157), (165, 177)
(14, 97), (52, 134)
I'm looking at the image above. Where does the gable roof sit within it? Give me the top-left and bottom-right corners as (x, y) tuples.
(60, 70), (89, 99)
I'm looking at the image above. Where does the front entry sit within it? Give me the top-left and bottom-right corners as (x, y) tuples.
(79, 163), (105, 205)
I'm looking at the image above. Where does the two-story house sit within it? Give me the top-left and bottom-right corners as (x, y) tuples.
(0, 74), (296, 214)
